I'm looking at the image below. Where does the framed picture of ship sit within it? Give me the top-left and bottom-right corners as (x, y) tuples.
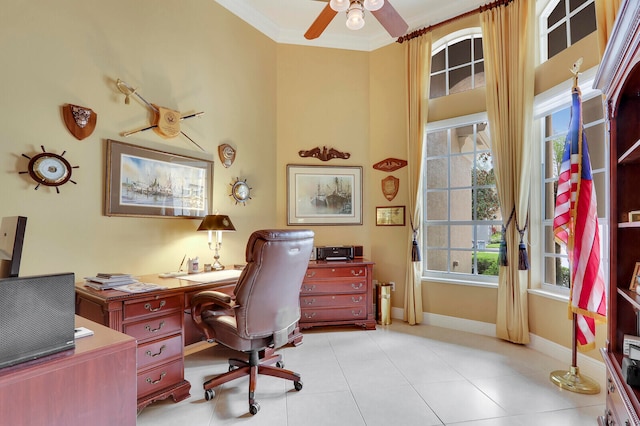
(105, 140), (213, 218)
(287, 164), (362, 225)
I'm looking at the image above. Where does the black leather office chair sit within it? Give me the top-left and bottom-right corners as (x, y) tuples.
(191, 229), (314, 415)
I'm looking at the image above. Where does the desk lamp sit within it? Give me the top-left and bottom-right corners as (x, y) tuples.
(197, 214), (236, 270)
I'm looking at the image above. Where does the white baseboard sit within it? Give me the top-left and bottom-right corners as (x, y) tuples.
(391, 308), (604, 379)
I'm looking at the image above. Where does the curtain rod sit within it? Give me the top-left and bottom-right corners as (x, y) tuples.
(396, 0), (514, 44)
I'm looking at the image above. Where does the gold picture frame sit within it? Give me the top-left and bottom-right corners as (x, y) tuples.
(630, 262), (640, 292)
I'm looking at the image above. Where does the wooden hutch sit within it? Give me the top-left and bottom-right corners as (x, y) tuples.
(594, 0), (640, 424)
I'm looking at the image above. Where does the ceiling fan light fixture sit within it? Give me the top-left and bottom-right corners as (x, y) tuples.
(363, 0), (384, 11)
(329, 0), (350, 12)
(346, 2), (365, 30)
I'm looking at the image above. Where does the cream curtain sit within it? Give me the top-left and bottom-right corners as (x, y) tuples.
(403, 33), (432, 325)
(480, 0), (535, 344)
(595, 0), (622, 57)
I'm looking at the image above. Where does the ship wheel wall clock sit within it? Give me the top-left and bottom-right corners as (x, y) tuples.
(20, 146), (79, 193)
(230, 178), (251, 205)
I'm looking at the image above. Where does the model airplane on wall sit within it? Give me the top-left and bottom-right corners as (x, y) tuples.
(304, 0), (409, 40)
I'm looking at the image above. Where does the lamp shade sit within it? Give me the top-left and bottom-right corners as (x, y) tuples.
(346, 3), (365, 30)
(197, 215), (236, 232)
(329, 0), (350, 12)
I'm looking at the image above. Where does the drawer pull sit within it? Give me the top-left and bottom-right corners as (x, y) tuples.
(306, 271), (316, 278)
(351, 296), (363, 303)
(145, 321), (165, 333)
(351, 282), (363, 290)
(145, 372), (167, 385)
(304, 312), (316, 319)
(351, 269), (364, 276)
(304, 298), (316, 305)
(145, 345), (166, 358)
(302, 284), (316, 292)
(144, 300), (166, 312)
(351, 309), (363, 317)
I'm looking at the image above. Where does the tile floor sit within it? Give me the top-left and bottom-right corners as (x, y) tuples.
(136, 322), (605, 425)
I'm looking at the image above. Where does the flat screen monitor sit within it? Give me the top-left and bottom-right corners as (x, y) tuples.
(0, 216), (27, 278)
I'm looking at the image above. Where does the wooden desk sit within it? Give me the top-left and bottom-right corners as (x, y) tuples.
(75, 271), (240, 411)
(0, 316), (137, 426)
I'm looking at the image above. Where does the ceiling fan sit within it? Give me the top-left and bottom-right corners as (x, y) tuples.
(304, 0), (409, 40)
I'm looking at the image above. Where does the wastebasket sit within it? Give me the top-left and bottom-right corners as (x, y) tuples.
(377, 283), (392, 325)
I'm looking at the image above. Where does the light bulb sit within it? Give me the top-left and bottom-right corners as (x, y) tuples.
(329, 0), (350, 12)
(363, 0), (384, 11)
(346, 3), (365, 30)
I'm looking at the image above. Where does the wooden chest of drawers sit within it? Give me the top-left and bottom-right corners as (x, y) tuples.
(300, 259), (375, 330)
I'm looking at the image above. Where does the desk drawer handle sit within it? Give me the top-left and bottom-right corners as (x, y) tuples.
(304, 298), (316, 305)
(351, 309), (362, 317)
(145, 345), (166, 358)
(145, 372), (167, 385)
(351, 296), (363, 303)
(302, 284), (316, 292)
(303, 312), (316, 319)
(145, 321), (165, 333)
(351, 283), (363, 290)
(144, 300), (166, 312)
(351, 269), (364, 276)
(306, 271), (316, 278)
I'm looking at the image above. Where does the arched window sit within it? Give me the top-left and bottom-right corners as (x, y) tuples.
(430, 29), (484, 99)
(540, 0), (596, 61)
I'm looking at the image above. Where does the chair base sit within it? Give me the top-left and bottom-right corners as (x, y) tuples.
(203, 350), (302, 415)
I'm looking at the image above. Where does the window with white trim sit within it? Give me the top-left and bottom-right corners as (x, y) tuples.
(430, 30), (484, 99)
(540, 0), (596, 61)
(423, 118), (500, 282)
(538, 84), (608, 291)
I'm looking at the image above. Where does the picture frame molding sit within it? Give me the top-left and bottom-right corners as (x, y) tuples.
(287, 164), (363, 226)
(105, 139), (213, 218)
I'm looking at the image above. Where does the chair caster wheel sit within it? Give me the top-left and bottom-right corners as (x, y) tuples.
(276, 361), (284, 368)
(249, 402), (260, 415)
(294, 380), (303, 391)
(204, 389), (215, 401)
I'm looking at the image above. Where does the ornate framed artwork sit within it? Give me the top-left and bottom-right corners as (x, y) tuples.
(287, 164), (362, 225)
(105, 139), (213, 218)
(376, 206), (405, 226)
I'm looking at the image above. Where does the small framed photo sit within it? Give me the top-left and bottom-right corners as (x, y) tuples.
(630, 210), (640, 222)
(630, 262), (640, 292)
(376, 206), (405, 226)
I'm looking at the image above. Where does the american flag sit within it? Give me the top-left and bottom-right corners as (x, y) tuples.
(552, 85), (606, 351)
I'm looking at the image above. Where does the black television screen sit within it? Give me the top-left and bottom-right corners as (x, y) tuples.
(0, 216), (27, 278)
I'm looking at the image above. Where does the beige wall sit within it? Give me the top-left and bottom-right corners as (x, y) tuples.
(0, 1), (278, 278)
(1, 1), (607, 360)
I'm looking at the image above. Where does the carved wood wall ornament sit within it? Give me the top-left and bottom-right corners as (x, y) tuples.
(381, 175), (399, 201)
(63, 104), (97, 140)
(373, 157), (407, 172)
(298, 146), (350, 161)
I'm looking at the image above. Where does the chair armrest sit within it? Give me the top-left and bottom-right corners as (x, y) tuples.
(190, 290), (237, 341)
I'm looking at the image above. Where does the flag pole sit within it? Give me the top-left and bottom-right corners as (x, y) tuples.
(549, 314), (600, 394)
(549, 58), (600, 394)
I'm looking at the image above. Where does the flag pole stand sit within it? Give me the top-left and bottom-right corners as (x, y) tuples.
(550, 313), (600, 394)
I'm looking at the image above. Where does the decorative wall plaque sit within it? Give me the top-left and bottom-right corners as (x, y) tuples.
(218, 144), (236, 168)
(63, 104), (97, 140)
(298, 146), (350, 161)
(381, 175), (399, 201)
(373, 158), (407, 172)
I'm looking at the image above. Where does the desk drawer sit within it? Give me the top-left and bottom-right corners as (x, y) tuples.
(137, 334), (183, 370)
(305, 266), (368, 280)
(137, 358), (184, 398)
(124, 313), (182, 342)
(301, 294), (367, 308)
(124, 295), (182, 320)
(301, 307), (367, 322)
(301, 279), (367, 295)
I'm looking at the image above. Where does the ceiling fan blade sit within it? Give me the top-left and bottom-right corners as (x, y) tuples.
(371, 1), (409, 38)
(304, 3), (338, 40)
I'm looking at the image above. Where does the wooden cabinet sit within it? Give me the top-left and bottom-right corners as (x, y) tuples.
(300, 259), (376, 330)
(75, 273), (238, 411)
(594, 0), (640, 423)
